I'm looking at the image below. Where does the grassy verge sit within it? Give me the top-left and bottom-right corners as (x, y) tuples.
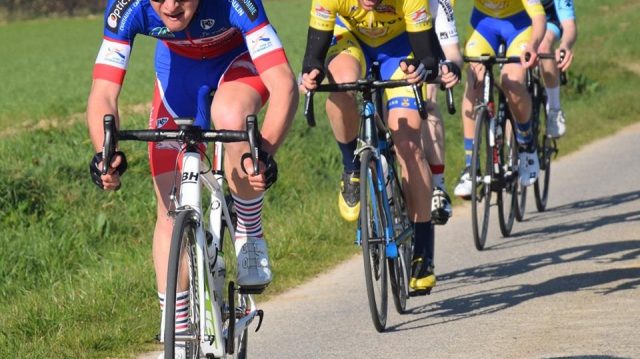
(0, 0), (639, 358)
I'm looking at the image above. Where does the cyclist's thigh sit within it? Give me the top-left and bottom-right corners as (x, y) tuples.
(211, 52), (266, 130)
(149, 43), (244, 177)
(502, 12), (533, 57)
(326, 23), (366, 81)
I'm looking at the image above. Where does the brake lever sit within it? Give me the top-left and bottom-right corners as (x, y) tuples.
(102, 114), (117, 175)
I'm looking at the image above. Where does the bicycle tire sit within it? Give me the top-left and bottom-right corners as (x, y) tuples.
(497, 118), (517, 237)
(514, 179), (527, 221)
(533, 90), (553, 211)
(359, 149), (388, 332)
(471, 107), (492, 250)
(164, 209), (201, 359)
(386, 161), (411, 314)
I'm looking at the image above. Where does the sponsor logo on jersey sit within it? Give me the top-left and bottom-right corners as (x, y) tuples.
(401, 98), (410, 107)
(201, 19), (216, 30)
(410, 8), (431, 25)
(231, 0), (245, 17)
(157, 117), (169, 128)
(528, 0), (541, 5)
(235, 0), (259, 21)
(439, 0), (455, 22)
(104, 47), (127, 65)
(150, 26), (176, 38)
(106, 0), (137, 33)
(96, 39), (131, 70)
(314, 5), (332, 20)
(246, 24), (282, 58)
(439, 31), (449, 40)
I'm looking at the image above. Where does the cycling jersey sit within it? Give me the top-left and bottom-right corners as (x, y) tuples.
(431, 0), (459, 46)
(542, 0), (575, 21)
(473, 0), (545, 19)
(92, 0), (289, 176)
(94, 0), (287, 85)
(542, 0), (575, 38)
(308, 0), (433, 48)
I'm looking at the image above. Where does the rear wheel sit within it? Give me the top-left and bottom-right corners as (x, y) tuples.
(360, 149), (388, 332)
(471, 107), (492, 250)
(164, 210), (201, 359)
(386, 161), (411, 314)
(498, 118), (517, 237)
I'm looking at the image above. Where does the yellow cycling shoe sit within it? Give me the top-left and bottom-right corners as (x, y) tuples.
(409, 257), (436, 293)
(338, 171), (360, 222)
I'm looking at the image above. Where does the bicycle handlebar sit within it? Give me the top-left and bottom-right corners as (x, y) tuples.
(304, 77), (455, 126)
(101, 115), (261, 176)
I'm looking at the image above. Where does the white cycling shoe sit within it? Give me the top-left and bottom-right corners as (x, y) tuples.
(454, 167), (473, 198)
(518, 148), (540, 187)
(547, 109), (566, 138)
(431, 187), (453, 225)
(236, 237), (272, 291)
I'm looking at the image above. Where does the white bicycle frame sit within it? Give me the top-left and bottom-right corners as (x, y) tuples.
(161, 141), (259, 358)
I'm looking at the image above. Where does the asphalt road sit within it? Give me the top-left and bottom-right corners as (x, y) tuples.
(141, 123), (640, 359)
(250, 123), (640, 358)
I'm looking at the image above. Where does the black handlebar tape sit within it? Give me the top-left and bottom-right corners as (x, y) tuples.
(304, 91), (316, 127)
(245, 115), (259, 176)
(412, 84), (427, 120)
(102, 114), (117, 175)
(446, 87), (456, 115)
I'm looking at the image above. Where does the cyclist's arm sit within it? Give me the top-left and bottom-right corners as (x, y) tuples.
(87, 79), (121, 152)
(258, 63), (298, 155)
(301, 27), (333, 81)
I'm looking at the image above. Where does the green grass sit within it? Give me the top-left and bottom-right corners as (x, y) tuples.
(1, 0), (639, 358)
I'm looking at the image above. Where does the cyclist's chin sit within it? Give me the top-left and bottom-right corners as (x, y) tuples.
(358, 0), (380, 11)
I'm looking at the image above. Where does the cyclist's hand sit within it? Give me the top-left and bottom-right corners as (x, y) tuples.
(440, 61), (460, 89)
(89, 151), (128, 191)
(521, 45), (538, 69)
(400, 59), (426, 84)
(241, 150), (278, 192)
(299, 69), (322, 93)
(556, 47), (574, 72)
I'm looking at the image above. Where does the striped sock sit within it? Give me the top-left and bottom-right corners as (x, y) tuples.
(464, 138), (473, 167)
(232, 194), (264, 256)
(430, 164), (445, 190)
(158, 291), (190, 335)
(516, 120), (533, 147)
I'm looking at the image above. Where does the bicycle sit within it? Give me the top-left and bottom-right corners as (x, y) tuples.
(303, 62), (455, 331)
(100, 86), (265, 358)
(463, 54), (526, 250)
(526, 52), (563, 214)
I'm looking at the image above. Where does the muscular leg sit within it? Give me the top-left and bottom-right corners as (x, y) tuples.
(326, 54), (362, 145)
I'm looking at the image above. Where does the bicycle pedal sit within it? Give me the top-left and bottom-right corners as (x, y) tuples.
(238, 285), (267, 295)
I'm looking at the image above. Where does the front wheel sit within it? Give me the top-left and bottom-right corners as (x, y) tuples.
(164, 210), (201, 359)
(360, 149), (388, 332)
(471, 107), (492, 250)
(498, 118), (517, 237)
(534, 134), (554, 212)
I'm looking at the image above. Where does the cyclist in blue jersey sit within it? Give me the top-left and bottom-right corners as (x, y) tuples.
(86, 1), (297, 357)
(538, 0), (577, 138)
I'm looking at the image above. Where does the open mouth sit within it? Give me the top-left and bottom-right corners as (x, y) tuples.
(164, 11), (185, 22)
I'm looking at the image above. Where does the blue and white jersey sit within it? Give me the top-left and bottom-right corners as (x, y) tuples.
(541, 0), (576, 22)
(94, 0), (286, 84)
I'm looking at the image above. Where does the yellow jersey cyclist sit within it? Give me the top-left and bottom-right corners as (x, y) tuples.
(454, 0), (547, 198)
(538, 0), (577, 138)
(424, 0), (463, 225)
(299, 0), (460, 292)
